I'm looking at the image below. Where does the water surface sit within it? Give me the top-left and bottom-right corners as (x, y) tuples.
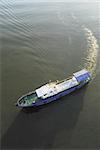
(1, 1), (100, 149)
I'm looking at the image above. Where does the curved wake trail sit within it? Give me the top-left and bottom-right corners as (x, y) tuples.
(56, 10), (99, 77)
(82, 27), (99, 76)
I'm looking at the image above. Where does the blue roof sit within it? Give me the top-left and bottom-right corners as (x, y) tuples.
(75, 73), (90, 82)
(73, 69), (91, 82)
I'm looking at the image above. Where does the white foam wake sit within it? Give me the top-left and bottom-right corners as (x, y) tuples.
(82, 26), (99, 75)
(56, 11), (99, 76)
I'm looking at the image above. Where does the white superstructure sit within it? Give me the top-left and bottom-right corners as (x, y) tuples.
(36, 76), (78, 99)
(17, 68), (91, 108)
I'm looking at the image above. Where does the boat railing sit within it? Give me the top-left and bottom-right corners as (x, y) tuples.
(56, 76), (73, 84)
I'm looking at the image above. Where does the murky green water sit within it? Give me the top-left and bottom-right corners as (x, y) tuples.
(1, 1), (100, 149)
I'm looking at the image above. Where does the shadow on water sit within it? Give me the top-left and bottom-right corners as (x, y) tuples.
(1, 86), (88, 149)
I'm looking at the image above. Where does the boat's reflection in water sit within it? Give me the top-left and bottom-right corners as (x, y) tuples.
(1, 86), (88, 149)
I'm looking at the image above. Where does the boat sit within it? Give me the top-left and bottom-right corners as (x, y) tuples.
(16, 69), (91, 108)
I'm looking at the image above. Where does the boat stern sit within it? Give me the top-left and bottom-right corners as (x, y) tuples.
(73, 69), (92, 84)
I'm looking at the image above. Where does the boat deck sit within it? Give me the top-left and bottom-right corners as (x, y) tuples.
(17, 69), (91, 107)
(36, 76), (78, 99)
(56, 77), (78, 92)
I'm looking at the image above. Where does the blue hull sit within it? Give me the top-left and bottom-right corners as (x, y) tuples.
(17, 69), (91, 108)
(20, 82), (86, 108)
(35, 83), (84, 107)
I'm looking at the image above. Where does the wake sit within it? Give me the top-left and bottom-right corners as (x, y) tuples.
(56, 11), (99, 76)
(82, 26), (98, 75)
